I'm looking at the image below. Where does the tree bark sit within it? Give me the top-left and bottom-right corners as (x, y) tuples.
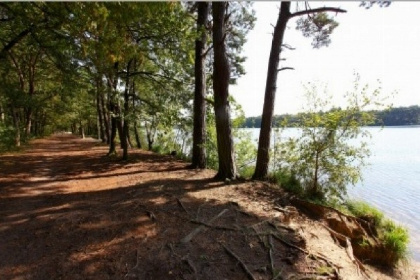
(107, 63), (119, 156)
(133, 122), (142, 149)
(131, 68), (142, 149)
(102, 89), (110, 144)
(10, 105), (21, 147)
(108, 109), (117, 155)
(253, 2), (291, 180)
(96, 78), (106, 142)
(0, 104), (5, 122)
(24, 108), (32, 139)
(212, 2), (237, 180)
(191, 2), (210, 169)
(122, 59), (132, 160)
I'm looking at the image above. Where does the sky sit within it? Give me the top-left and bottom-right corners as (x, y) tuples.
(230, 2), (420, 117)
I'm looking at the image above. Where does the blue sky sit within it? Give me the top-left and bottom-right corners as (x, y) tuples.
(231, 2), (420, 117)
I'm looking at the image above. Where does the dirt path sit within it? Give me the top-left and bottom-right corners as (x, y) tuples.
(0, 134), (418, 280)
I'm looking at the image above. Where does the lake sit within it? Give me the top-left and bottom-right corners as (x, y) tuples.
(246, 126), (420, 261)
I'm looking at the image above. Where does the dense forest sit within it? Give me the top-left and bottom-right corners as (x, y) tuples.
(242, 105), (420, 128)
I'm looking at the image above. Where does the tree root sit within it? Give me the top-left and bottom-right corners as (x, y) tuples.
(268, 234), (275, 278)
(271, 233), (343, 279)
(180, 209), (229, 243)
(182, 256), (198, 279)
(176, 198), (190, 215)
(222, 244), (256, 280)
(321, 224), (371, 279)
(125, 249), (142, 279)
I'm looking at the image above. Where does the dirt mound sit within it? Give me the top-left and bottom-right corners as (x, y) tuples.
(0, 134), (419, 279)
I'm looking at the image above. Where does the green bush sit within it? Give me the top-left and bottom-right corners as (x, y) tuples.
(270, 170), (303, 196)
(0, 125), (18, 152)
(238, 165), (255, 179)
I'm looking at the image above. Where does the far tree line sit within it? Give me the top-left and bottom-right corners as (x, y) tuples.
(242, 105), (420, 128)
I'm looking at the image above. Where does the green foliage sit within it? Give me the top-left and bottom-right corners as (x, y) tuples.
(0, 124), (18, 152)
(234, 129), (257, 178)
(273, 74), (389, 201)
(382, 220), (409, 262)
(345, 200), (384, 226)
(296, 12), (339, 48)
(270, 169), (303, 196)
(345, 200), (409, 263)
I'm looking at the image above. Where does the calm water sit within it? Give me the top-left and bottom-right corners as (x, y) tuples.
(247, 127), (420, 261)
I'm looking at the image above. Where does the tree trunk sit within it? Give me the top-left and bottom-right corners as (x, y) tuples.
(253, 2), (291, 180)
(131, 70), (142, 149)
(122, 60), (132, 160)
(108, 111), (117, 155)
(191, 2), (209, 169)
(0, 104), (5, 122)
(102, 90), (110, 144)
(10, 105), (21, 147)
(134, 122), (142, 149)
(145, 118), (155, 151)
(212, 2), (237, 180)
(96, 78), (106, 142)
(108, 62), (120, 155)
(24, 108), (32, 139)
(312, 150), (320, 196)
(79, 120), (85, 139)
(117, 116), (123, 149)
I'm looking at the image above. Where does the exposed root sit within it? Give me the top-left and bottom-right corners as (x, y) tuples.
(271, 233), (343, 279)
(176, 198), (190, 215)
(222, 244), (256, 280)
(321, 224), (370, 279)
(268, 234), (275, 278)
(146, 210), (156, 222)
(124, 249), (141, 279)
(189, 219), (238, 231)
(180, 209), (229, 243)
(182, 256), (198, 279)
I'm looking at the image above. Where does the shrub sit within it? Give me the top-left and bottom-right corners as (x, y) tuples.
(270, 170), (303, 196)
(271, 75), (391, 202)
(0, 125), (18, 152)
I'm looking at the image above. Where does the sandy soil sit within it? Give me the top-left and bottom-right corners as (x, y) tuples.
(0, 134), (419, 280)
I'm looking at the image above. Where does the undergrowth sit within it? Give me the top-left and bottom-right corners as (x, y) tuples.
(274, 170), (410, 265)
(345, 200), (409, 263)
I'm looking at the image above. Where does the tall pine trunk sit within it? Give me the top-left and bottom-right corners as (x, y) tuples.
(122, 60), (132, 160)
(102, 90), (110, 144)
(212, 2), (237, 180)
(191, 2), (209, 169)
(134, 123), (142, 149)
(96, 78), (106, 142)
(253, 2), (291, 180)
(107, 62), (119, 156)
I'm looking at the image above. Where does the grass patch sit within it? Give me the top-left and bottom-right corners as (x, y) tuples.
(382, 219), (410, 262)
(345, 200), (409, 264)
(345, 200), (384, 226)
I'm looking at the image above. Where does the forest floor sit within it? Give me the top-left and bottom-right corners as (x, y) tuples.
(0, 134), (419, 280)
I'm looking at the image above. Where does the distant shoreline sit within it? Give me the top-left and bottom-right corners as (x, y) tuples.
(242, 105), (420, 128)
